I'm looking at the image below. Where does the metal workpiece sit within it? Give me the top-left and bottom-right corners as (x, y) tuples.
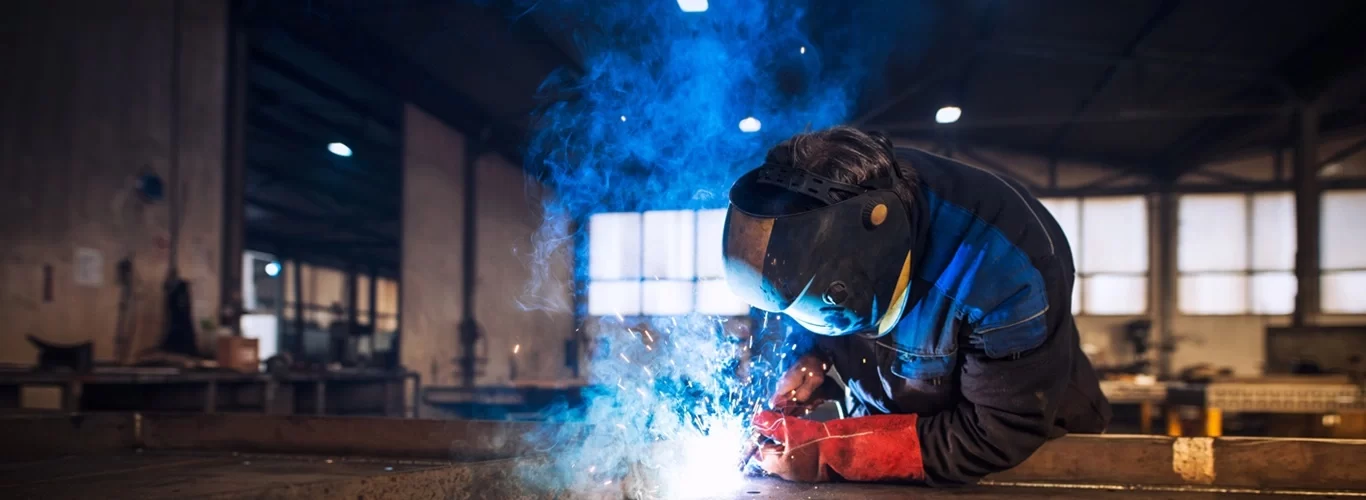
(1167, 378), (1366, 414)
(4, 413), (1366, 499)
(1099, 379), (1169, 404)
(6, 456), (1358, 500)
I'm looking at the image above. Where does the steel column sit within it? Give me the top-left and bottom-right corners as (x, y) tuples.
(1153, 189), (1177, 378)
(220, 0), (248, 334)
(1292, 107), (1321, 326)
(292, 258), (305, 356)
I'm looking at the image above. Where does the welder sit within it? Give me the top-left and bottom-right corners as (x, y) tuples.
(723, 126), (1111, 486)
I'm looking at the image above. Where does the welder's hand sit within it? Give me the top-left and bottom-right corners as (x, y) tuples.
(770, 355), (827, 408)
(751, 410), (926, 483)
(753, 410), (828, 482)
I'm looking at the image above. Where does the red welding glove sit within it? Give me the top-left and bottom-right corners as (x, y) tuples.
(752, 410), (924, 483)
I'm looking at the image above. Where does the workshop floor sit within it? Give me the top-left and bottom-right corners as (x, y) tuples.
(0, 452), (1354, 499)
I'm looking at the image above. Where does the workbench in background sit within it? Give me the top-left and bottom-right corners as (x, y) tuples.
(0, 369), (419, 417)
(1166, 376), (1366, 437)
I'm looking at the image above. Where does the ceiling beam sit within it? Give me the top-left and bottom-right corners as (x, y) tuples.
(878, 105), (1296, 132)
(249, 48), (401, 132)
(251, 1), (526, 164)
(247, 114), (401, 185)
(497, 2), (585, 78)
(1154, 2), (1366, 177)
(250, 84), (399, 156)
(1044, 0), (1183, 157)
(855, 0), (996, 126)
(246, 162), (399, 218)
(1319, 134), (1366, 168)
(246, 196), (397, 243)
(977, 41), (1290, 91)
(957, 147), (1045, 192)
(896, 132), (1151, 172)
(246, 228), (399, 273)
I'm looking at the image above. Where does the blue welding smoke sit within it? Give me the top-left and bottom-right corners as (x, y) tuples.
(508, 0), (934, 496)
(516, 0), (932, 311)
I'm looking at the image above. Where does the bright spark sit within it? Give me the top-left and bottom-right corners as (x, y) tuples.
(513, 344), (520, 354)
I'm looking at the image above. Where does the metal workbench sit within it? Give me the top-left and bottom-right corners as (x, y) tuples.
(0, 368), (420, 417)
(4, 413), (1366, 499)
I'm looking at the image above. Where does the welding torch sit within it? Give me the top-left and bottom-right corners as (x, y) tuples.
(737, 379), (845, 471)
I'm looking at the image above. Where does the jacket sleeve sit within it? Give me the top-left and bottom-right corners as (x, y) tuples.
(914, 288), (1073, 486)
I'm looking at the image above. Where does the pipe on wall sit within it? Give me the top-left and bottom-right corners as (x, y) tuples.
(457, 128), (490, 387)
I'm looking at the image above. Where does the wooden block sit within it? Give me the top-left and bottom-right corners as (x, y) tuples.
(215, 336), (259, 373)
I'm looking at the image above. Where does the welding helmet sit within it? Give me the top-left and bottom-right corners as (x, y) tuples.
(722, 164), (915, 337)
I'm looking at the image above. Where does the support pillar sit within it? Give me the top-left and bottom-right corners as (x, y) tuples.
(1292, 107), (1320, 326)
(1153, 189), (1177, 378)
(368, 267), (379, 329)
(219, 0), (248, 335)
(292, 259), (305, 356)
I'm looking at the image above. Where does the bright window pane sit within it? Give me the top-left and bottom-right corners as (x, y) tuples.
(1250, 272), (1296, 315)
(1039, 198), (1080, 249)
(1251, 192), (1296, 271)
(589, 213), (642, 280)
(642, 280), (694, 315)
(696, 209), (728, 279)
(1323, 271), (1366, 314)
(1081, 197), (1148, 273)
(696, 279), (751, 316)
(1083, 275), (1147, 315)
(588, 280), (641, 316)
(1322, 190), (1366, 270)
(1178, 194), (1247, 272)
(1178, 274), (1247, 315)
(642, 210), (696, 280)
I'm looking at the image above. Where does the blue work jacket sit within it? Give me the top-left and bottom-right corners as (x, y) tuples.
(804, 146), (1112, 486)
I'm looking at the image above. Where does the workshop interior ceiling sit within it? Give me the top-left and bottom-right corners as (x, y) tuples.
(242, 0), (1366, 268)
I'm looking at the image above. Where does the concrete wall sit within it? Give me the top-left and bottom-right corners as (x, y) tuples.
(897, 133), (1366, 377)
(472, 153), (576, 384)
(400, 105), (574, 390)
(400, 106), (466, 387)
(0, 0), (228, 365)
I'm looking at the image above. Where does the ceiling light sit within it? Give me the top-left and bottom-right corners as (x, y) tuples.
(738, 117), (762, 133)
(264, 261), (281, 277)
(328, 142), (353, 157)
(935, 106), (961, 124)
(677, 0), (708, 12)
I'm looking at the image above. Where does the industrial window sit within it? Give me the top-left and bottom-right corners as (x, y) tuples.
(1322, 189), (1366, 314)
(1176, 192), (1296, 315)
(1039, 196), (1149, 315)
(587, 209), (751, 317)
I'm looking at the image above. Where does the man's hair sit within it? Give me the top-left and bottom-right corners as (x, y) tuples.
(762, 126), (919, 210)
